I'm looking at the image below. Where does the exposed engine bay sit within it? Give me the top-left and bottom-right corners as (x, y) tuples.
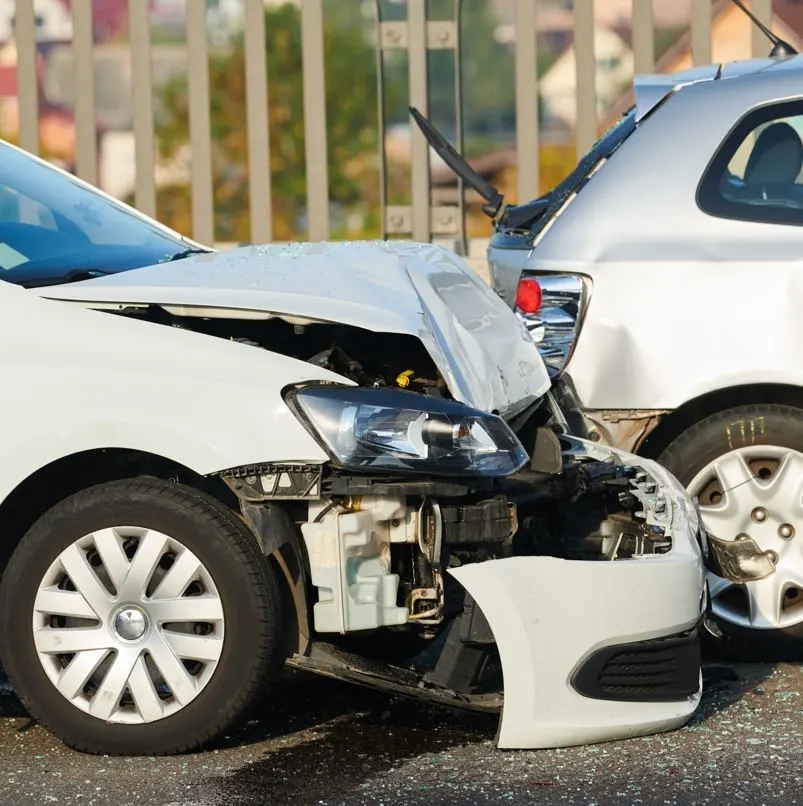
(221, 435), (685, 712)
(114, 305), (682, 684)
(109, 305), (451, 398)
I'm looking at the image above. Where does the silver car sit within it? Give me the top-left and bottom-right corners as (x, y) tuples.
(414, 29), (803, 657)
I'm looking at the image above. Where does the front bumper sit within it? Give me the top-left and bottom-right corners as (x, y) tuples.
(452, 440), (706, 749)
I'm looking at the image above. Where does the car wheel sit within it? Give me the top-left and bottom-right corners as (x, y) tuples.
(0, 478), (282, 755)
(659, 404), (803, 659)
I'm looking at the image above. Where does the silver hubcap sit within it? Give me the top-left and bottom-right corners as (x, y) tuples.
(689, 446), (803, 630)
(33, 527), (225, 724)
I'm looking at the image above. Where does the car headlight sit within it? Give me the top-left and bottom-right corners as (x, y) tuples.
(286, 385), (528, 477)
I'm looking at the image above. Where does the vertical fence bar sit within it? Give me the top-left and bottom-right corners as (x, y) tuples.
(373, 1), (388, 240)
(72, 0), (97, 184)
(691, 0), (712, 66)
(301, 0), (330, 241)
(186, 1), (214, 244)
(751, 0), (772, 58)
(454, 0), (466, 253)
(515, 0), (539, 203)
(408, 0), (430, 242)
(130, 0), (156, 217)
(632, 0), (654, 74)
(574, 0), (596, 159)
(244, 0), (272, 243)
(15, 0), (39, 155)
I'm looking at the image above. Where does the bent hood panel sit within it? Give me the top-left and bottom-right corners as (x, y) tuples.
(40, 241), (550, 418)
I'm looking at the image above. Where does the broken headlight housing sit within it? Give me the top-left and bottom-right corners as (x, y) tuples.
(287, 385), (528, 477)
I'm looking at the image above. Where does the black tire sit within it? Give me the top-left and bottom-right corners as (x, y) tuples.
(658, 403), (803, 660)
(0, 478), (282, 755)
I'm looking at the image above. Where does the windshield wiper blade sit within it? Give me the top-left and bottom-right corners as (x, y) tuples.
(169, 248), (212, 262)
(409, 106), (505, 219)
(19, 269), (113, 289)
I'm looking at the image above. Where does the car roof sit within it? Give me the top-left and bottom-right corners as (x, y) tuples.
(635, 54), (803, 122)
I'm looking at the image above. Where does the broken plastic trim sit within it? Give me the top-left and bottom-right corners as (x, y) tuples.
(220, 463), (322, 501)
(571, 625), (702, 703)
(705, 533), (777, 583)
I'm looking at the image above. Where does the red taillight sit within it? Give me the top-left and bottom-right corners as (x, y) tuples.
(515, 277), (542, 314)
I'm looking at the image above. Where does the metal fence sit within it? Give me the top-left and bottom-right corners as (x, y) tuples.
(11, 0), (775, 254)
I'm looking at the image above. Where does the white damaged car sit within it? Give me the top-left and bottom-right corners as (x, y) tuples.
(0, 141), (705, 755)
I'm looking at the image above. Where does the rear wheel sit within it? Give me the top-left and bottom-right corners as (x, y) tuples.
(0, 478), (282, 755)
(659, 404), (803, 659)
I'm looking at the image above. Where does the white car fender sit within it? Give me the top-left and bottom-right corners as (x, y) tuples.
(0, 284), (340, 501)
(451, 550), (703, 749)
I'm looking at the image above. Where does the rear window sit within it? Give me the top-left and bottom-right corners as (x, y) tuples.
(698, 98), (803, 226)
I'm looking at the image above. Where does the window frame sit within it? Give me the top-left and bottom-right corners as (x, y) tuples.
(697, 97), (803, 227)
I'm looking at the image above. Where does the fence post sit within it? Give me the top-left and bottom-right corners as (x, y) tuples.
(751, 0), (773, 58)
(632, 0), (654, 75)
(186, 1), (214, 245)
(408, 0), (430, 243)
(691, 0), (713, 66)
(574, 0), (596, 159)
(72, 0), (97, 185)
(15, 0), (39, 156)
(301, 0), (330, 241)
(130, 0), (156, 218)
(244, 0), (272, 244)
(515, 0), (539, 204)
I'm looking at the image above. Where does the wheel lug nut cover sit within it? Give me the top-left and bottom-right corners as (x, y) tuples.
(752, 507), (768, 523)
(779, 523), (796, 540)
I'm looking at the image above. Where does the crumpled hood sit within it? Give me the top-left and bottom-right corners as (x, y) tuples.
(39, 241), (550, 419)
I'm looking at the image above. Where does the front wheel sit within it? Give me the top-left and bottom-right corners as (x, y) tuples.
(659, 404), (803, 659)
(0, 478), (282, 755)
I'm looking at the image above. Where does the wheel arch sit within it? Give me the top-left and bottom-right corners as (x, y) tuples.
(0, 448), (236, 570)
(640, 383), (803, 460)
(0, 446), (310, 659)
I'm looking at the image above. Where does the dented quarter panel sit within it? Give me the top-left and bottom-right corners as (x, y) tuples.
(39, 241), (549, 420)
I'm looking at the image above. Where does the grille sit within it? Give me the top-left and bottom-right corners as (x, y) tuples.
(571, 628), (701, 703)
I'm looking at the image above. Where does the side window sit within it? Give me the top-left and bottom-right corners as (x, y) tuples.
(698, 100), (803, 225)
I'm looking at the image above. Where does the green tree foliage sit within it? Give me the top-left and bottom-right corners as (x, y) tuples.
(151, 0), (520, 242)
(383, 0), (516, 158)
(153, 1), (387, 241)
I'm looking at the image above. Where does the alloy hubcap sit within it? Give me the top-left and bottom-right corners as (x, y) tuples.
(33, 527), (225, 724)
(689, 446), (803, 631)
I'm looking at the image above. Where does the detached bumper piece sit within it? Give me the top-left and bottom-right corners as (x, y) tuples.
(451, 550), (703, 749)
(571, 627), (701, 703)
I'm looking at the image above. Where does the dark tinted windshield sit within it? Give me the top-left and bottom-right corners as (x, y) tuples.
(0, 141), (193, 287)
(531, 108), (637, 236)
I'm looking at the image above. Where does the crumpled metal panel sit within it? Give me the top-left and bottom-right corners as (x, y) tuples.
(41, 241), (550, 420)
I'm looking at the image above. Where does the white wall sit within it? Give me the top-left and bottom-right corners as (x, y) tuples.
(0, 0), (72, 44)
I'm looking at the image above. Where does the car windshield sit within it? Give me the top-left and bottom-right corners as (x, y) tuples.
(0, 140), (198, 288)
(531, 107), (637, 236)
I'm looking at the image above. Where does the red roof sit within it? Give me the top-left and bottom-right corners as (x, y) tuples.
(0, 65), (16, 98)
(54, 0), (144, 41)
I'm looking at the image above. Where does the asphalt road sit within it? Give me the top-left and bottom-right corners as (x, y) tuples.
(0, 662), (801, 806)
